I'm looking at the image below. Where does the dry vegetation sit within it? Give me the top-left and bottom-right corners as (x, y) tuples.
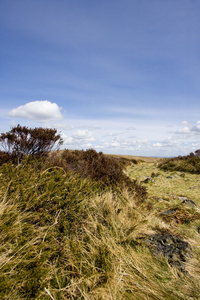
(1, 126), (200, 299)
(0, 154), (200, 299)
(106, 153), (159, 163)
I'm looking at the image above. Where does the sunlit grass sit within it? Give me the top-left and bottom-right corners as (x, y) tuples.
(127, 162), (200, 206)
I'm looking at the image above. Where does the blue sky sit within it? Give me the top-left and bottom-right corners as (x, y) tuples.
(1, 0), (200, 157)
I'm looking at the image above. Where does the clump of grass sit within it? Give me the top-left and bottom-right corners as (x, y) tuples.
(160, 206), (200, 225)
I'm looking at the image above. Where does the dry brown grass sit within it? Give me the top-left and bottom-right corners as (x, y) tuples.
(106, 153), (160, 163)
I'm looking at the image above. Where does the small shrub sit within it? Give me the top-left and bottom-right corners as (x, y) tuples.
(0, 124), (63, 165)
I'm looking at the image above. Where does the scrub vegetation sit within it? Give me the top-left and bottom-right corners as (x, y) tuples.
(0, 125), (200, 299)
(158, 150), (200, 174)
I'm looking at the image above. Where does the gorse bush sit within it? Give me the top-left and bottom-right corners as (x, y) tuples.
(0, 157), (140, 299)
(0, 158), (102, 299)
(0, 124), (63, 165)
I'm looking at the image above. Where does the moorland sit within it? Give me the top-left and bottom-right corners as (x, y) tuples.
(0, 125), (200, 299)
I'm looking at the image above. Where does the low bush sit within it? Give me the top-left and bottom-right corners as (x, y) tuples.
(158, 151), (200, 174)
(47, 149), (147, 202)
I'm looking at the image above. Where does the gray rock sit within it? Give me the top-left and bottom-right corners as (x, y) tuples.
(160, 209), (177, 215)
(178, 196), (187, 201)
(189, 186), (198, 189)
(182, 199), (200, 209)
(166, 176), (173, 179)
(145, 233), (191, 271)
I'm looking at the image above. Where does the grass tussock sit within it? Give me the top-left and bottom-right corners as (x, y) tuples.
(0, 154), (200, 299)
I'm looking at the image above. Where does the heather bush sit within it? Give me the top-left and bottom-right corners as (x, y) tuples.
(47, 149), (147, 202)
(0, 124), (63, 165)
(0, 150), (11, 165)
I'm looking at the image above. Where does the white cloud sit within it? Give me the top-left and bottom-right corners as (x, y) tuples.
(8, 100), (63, 121)
(126, 126), (136, 130)
(191, 121), (200, 133)
(153, 143), (162, 147)
(61, 129), (95, 149)
(175, 126), (190, 134)
(72, 130), (94, 141)
(174, 121), (200, 137)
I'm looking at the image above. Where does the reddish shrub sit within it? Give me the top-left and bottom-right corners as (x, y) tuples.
(46, 149), (147, 203)
(0, 125), (63, 165)
(0, 151), (12, 165)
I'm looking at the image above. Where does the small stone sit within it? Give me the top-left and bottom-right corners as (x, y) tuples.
(179, 196), (187, 201)
(160, 209), (177, 215)
(166, 176), (173, 179)
(182, 199), (199, 209)
(189, 186), (198, 190)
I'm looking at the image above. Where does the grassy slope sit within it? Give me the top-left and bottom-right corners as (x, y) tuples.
(0, 158), (200, 299)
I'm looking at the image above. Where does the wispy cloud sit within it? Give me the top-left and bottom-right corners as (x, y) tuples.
(72, 130), (94, 142)
(191, 121), (200, 133)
